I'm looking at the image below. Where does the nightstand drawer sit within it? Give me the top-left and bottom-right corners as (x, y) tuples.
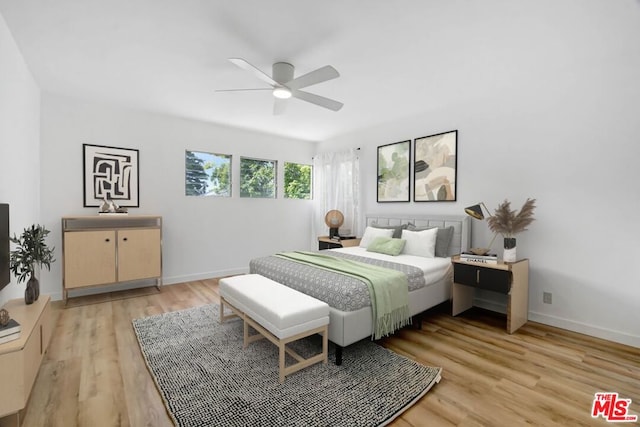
(453, 263), (512, 294)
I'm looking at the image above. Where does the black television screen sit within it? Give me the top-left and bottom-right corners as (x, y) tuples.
(0, 203), (9, 290)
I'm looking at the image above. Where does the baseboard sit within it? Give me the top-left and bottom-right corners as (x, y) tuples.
(528, 311), (640, 349)
(473, 297), (640, 349)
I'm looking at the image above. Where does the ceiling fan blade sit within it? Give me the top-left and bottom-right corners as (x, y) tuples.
(214, 88), (273, 92)
(273, 98), (287, 115)
(291, 89), (343, 111)
(228, 58), (277, 86)
(287, 65), (340, 90)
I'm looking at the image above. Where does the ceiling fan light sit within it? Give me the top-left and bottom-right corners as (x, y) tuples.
(273, 87), (292, 99)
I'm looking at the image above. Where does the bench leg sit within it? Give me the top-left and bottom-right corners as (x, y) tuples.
(219, 297), (241, 323)
(335, 345), (343, 366)
(279, 341), (286, 383)
(322, 328), (328, 365)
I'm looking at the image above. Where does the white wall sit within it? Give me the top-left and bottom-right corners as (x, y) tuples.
(39, 94), (316, 300)
(318, 4), (640, 347)
(0, 13), (41, 305)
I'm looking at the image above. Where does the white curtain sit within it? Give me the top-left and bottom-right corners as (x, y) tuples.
(312, 148), (360, 244)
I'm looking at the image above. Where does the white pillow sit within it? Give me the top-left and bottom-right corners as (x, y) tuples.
(359, 226), (394, 248)
(401, 228), (438, 258)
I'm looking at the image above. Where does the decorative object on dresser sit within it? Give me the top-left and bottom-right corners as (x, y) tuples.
(83, 144), (140, 208)
(133, 304), (442, 427)
(414, 130), (458, 202)
(464, 202), (499, 255)
(61, 215), (162, 303)
(0, 296), (53, 426)
(9, 225), (56, 305)
(452, 256), (529, 333)
(98, 197), (128, 215)
(377, 140), (411, 202)
(486, 198), (537, 262)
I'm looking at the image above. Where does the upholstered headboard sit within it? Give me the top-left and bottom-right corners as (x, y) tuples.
(364, 214), (470, 257)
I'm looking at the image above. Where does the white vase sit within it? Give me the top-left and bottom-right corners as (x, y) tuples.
(503, 237), (517, 262)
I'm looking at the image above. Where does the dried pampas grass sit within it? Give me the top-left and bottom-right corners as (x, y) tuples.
(487, 198), (536, 237)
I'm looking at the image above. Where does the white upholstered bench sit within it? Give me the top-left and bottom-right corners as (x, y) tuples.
(219, 274), (330, 383)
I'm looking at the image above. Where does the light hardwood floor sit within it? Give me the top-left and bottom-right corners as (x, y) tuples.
(20, 279), (640, 427)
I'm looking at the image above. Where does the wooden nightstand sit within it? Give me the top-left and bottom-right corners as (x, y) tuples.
(451, 256), (529, 333)
(317, 236), (361, 250)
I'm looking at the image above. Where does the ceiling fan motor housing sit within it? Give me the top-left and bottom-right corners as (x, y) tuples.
(273, 62), (294, 84)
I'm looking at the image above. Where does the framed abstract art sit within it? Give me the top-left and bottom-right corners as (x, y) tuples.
(83, 144), (140, 207)
(413, 130), (457, 202)
(377, 140), (411, 202)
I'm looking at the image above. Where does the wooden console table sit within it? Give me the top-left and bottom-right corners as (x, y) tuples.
(0, 296), (53, 427)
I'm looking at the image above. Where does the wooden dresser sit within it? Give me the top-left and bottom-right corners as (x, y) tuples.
(62, 215), (162, 302)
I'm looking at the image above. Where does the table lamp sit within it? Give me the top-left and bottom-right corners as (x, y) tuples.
(464, 202), (498, 255)
(324, 210), (344, 239)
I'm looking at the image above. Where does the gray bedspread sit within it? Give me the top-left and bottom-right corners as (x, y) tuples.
(249, 251), (426, 312)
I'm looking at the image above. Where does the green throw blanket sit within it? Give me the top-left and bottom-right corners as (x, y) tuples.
(275, 251), (411, 340)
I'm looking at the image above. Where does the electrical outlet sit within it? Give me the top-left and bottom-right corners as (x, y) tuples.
(543, 292), (552, 304)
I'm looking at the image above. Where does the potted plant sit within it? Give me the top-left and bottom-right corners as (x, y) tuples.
(9, 224), (55, 304)
(486, 198), (536, 262)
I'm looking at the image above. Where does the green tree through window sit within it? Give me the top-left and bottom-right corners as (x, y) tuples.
(185, 150), (231, 196)
(284, 162), (312, 199)
(240, 157), (276, 198)
(185, 151), (208, 196)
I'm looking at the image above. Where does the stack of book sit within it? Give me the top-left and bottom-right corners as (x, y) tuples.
(460, 252), (499, 264)
(0, 318), (21, 344)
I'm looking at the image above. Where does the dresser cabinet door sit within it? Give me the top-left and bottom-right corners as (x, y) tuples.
(454, 263), (512, 294)
(117, 228), (161, 282)
(64, 231), (117, 288)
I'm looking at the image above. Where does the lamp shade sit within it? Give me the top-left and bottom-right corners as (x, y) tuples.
(464, 203), (485, 220)
(324, 210), (344, 228)
(324, 210), (344, 239)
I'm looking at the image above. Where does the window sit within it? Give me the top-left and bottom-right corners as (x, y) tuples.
(284, 162), (312, 199)
(240, 157), (276, 198)
(185, 150), (231, 197)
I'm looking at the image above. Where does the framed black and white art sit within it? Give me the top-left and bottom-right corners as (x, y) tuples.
(377, 140), (411, 202)
(83, 144), (140, 208)
(413, 130), (457, 202)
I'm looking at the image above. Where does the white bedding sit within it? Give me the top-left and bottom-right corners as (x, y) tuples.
(328, 246), (452, 287)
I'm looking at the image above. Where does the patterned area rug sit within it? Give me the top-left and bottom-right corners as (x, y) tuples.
(133, 304), (442, 427)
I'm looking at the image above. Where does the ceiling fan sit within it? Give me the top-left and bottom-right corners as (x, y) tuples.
(217, 58), (343, 114)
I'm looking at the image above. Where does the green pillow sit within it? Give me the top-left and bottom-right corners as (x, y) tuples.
(366, 237), (406, 256)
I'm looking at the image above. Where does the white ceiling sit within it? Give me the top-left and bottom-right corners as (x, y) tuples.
(0, 1), (617, 141)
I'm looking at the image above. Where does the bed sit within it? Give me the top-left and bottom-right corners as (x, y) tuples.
(249, 214), (470, 363)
